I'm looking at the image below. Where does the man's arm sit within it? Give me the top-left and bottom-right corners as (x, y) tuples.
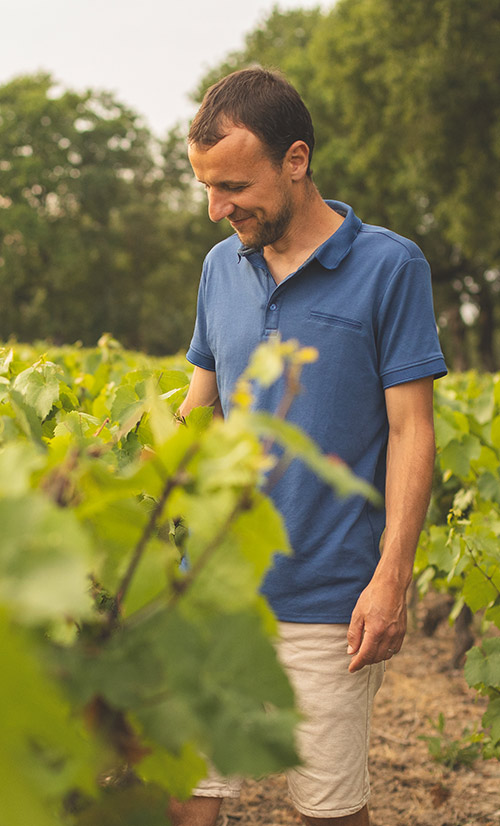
(347, 376), (435, 673)
(177, 365), (223, 420)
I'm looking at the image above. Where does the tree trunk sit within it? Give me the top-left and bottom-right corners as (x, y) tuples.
(478, 284), (497, 372)
(448, 303), (469, 371)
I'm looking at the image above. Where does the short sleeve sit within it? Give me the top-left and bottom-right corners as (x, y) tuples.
(376, 256), (447, 388)
(186, 263), (216, 372)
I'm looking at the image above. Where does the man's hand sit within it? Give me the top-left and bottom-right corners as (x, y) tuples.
(346, 570), (408, 673)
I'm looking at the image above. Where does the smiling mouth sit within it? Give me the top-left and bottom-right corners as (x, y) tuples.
(230, 216), (252, 227)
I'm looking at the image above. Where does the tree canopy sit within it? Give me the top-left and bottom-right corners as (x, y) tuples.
(0, 74), (224, 354)
(1, 1), (500, 368)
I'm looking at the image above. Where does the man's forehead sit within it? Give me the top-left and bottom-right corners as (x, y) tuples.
(189, 126), (266, 161)
(188, 126), (269, 180)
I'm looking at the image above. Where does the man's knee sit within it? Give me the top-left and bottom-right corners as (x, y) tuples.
(167, 795), (222, 826)
(300, 803), (370, 825)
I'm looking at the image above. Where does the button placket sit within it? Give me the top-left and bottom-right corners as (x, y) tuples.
(263, 299), (280, 337)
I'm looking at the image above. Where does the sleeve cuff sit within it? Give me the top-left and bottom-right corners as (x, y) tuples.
(381, 356), (448, 389)
(186, 345), (216, 372)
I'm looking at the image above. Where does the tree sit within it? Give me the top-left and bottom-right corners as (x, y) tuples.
(311, 0), (500, 369)
(0, 74), (221, 354)
(0, 74), (157, 344)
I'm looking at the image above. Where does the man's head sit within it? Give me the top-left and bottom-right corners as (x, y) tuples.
(188, 67), (315, 176)
(188, 69), (315, 248)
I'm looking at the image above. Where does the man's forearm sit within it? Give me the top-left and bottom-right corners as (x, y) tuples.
(347, 377), (436, 672)
(177, 365), (223, 419)
(377, 415), (435, 588)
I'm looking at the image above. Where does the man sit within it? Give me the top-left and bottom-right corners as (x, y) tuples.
(170, 68), (447, 826)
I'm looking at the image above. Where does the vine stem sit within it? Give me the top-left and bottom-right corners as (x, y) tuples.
(465, 540), (500, 599)
(113, 443), (199, 615)
(169, 488), (253, 607)
(124, 487), (254, 629)
(124, 358), (305, 625)
(93, 417), (110, 437)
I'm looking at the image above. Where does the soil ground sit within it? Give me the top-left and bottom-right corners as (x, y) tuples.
(219, 602), (500, 826)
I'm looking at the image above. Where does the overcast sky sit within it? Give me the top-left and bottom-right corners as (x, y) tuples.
(2, 0), (329, 137)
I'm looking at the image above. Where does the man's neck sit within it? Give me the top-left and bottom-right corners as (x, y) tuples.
(263, 190), (344, 285)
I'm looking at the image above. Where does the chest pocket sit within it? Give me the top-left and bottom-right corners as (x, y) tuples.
(309, 310), (363, 332)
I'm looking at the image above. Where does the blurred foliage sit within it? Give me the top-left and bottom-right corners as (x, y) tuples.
(0, 335), (377, 824)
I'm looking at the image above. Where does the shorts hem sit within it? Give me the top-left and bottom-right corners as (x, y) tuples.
(291, 791), (370, 819)
(192, 788), (240, 800)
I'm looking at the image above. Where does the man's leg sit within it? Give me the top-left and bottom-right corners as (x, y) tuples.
(167, 795), (222, 826)
(277, 623), (384, 824)
(301, 803), (370, 825)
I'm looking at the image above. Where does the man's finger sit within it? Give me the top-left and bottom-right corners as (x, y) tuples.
(346, 611), (365, 655)
(348, 632), (380, 672)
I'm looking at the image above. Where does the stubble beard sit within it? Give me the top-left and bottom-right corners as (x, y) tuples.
(236, 194), (294, 250)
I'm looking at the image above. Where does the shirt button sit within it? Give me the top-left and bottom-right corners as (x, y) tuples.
(269, 303), (277, 311)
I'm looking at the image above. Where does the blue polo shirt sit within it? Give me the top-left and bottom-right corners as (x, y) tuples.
(187, 201), (447, 622)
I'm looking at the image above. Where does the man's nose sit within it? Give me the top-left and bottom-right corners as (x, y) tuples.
(207, 189), (234, 223)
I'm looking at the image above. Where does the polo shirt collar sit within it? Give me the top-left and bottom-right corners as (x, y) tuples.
(237, 200), (362, 272)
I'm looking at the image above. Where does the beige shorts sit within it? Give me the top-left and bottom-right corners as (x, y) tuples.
(192, 622), (384, 819)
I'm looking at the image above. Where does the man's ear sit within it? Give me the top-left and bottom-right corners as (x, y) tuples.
(285, 140), (310, 181)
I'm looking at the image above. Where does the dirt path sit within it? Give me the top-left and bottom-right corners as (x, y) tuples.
(219, 614), (500, 826)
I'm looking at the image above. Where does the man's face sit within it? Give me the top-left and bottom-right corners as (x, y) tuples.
(188, 126), (294, 249)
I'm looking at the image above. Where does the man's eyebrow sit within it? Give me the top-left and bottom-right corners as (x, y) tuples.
(195, 178), (249, 188)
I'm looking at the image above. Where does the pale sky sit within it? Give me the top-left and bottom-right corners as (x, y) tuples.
(1, 0), (330, 137)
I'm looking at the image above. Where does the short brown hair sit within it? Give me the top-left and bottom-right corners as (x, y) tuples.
(188, 68), (315, 176)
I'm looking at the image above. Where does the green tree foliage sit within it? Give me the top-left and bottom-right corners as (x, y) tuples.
(311, 0), (500, 371)
(0, 74), (224, 354)
(0, 336), (377, 824)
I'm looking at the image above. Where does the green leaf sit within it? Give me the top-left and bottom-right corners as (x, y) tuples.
(0, 347), (14, 376)
(423, 525), (456, 574)
(439, 434), (482, 479)
(491, 415), (500, 449)
(465, 639), (500, 690)
(0, 495), (93, 623)
(137, 742), (206, 799)
(434, 407), (463, 449)
(111, 384), (145, 428)
(184, 405), (214, 432)
(83, 497), (150, 591)
(0, 442), (44, 497)
(244, 338), (287, 387)
(485, 599), (500, 629)
(73, 784), (169, 826)
(247, 411), (382, 504)
(482, 697), (500, 746)
(54, 410), (101, 439)
(12, 361), (62, 420)
(231, 492), (291, 578)
(9, 389), (43, 442)
(462, 566), (499, 613)
(122, 536), (177, 617)
(61, 608), (298, 777)
(477, 471), (500, 503)
(0, 611), (97, 825)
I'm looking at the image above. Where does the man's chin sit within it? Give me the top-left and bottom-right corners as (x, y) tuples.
(231, 225), (261, 248)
